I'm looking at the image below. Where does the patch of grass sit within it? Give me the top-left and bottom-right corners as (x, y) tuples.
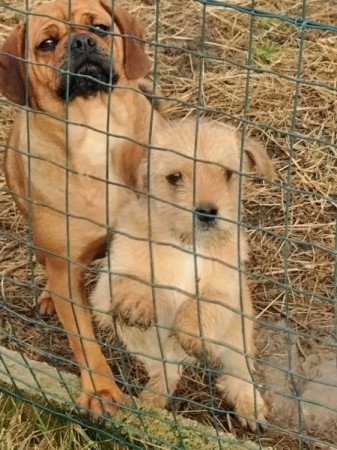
(0, 394), (125, 450)
(257, 18), (295, 34)
(252, 40), (277, 66)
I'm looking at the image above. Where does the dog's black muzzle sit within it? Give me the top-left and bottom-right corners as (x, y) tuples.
(57, 33), (118, 101)
(195, 204), (219, 230)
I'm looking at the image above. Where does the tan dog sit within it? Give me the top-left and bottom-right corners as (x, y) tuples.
(91, 119), (275, 430)
(0, 0), (163, 415)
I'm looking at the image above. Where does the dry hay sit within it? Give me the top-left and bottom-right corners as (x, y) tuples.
(0, 1), (336, 449)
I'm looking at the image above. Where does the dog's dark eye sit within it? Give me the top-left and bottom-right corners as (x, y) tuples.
(166, 172), (183, 185)
(38, 38), (58, 51)
(224, 168), (233, 182)
(91, 24), (110, 36)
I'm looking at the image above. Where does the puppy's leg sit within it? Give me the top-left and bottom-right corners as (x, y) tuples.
(174, 293), (267, 430)
(215, 335), (268, 431)
(46, 256), (125, 416)
(137, 336), (185, 409)
(112, 277), (155, 330)
(173, 297), (220, 364)
(215, 287), (268, 430)
(139, 357), (181, 409)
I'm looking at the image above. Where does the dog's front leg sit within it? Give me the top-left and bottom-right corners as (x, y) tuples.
(110, 276), (155, 330)
(45, 256), (125, 416)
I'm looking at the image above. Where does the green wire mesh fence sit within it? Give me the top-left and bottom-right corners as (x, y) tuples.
(0, 0), (336, 449)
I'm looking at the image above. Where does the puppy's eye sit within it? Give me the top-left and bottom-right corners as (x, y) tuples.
(38, 38), (58, 51)
(224, 168), (233, 182)
(91, 24), (110, 36)
(166, 172), (183, 185)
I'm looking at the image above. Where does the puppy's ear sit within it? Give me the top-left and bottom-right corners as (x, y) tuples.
(100, 1), (151, 79)
(117, 144), (145, 189)
(243, 137), (276, 180)
(135, 158), (148, 193)
(0, 24), (26, 105)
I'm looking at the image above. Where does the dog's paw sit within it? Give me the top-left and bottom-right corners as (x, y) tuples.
(235, 389), (268, 432)
(38, 290), (56, 316)
(113, 295), (154, 330)
(176, 332), (221, 367)
(78, 380), (126, 418)
(175, 330), (205, 359)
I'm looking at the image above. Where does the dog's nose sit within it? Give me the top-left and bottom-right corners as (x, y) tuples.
(195, 204), (218, 223)
(70, 33), (97, 53)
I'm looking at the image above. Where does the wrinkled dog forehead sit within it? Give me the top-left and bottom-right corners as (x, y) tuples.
(27, 1), (119, 45)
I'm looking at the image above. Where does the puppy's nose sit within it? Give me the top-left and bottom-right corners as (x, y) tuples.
(70, 33), (97, 53)
(195, 204), (218, 223)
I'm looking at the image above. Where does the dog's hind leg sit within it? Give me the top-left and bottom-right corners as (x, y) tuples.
(215, 340), (268, 431)
(213, 288), (268, 430)
(173, 293), (268, 430)
(139, 357), (181, 409)
(133, 335), (185, 409)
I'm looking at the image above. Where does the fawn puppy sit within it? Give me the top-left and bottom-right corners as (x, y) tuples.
(91, 119), (275, 429)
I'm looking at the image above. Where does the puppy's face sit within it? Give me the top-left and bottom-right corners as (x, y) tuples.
(139, 121), (276, 245)
(0, 0), (150, 110)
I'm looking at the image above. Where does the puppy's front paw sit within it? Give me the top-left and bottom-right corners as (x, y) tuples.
(113, 295), (154, 330)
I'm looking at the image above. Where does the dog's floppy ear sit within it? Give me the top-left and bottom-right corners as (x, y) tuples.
(100, 1), (151, 80)
(243, 137), (276, 180)
(117, 144), (145, 189)
(0, 24), (26, 105)
(135, 157), (148, 193)
(114, 8), (151, 80)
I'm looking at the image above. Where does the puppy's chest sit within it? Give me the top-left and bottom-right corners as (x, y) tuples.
(153, 244), (238, 301)
(153, 244), (192, 284)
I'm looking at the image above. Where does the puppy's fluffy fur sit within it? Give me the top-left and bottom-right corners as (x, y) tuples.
(91, 119), (274, 429)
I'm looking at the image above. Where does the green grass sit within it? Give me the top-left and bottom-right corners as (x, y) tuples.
(0, 394), (125, 450)
(252, 40), (277, 66)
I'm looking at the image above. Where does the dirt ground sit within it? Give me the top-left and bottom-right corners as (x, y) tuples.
(0, 1), (336, 449)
